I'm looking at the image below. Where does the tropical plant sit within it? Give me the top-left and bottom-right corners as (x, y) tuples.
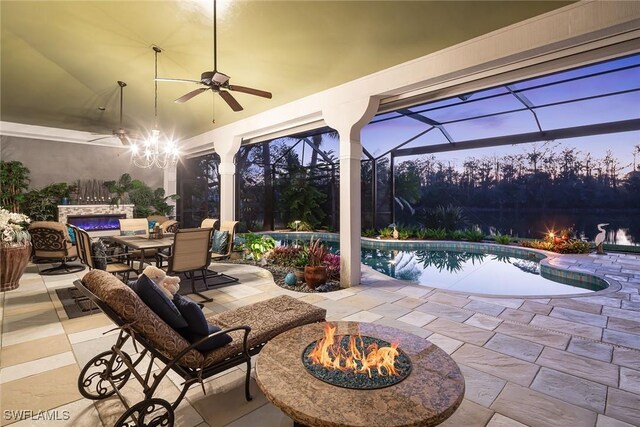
(243, 233), (276, 261)
(287, 220), (314, 231)
(268, 245), (303, 267)
(521, 233), (592, 254)
(424, 228), (447, 240)
(151, 188), (179, 216)
(307, 238), (327, 266)
(448, 230), (466, 241)
(398, 229), (412, 240)
(295, 248), (310, 268)
(420, 204), (466, 231)
(123, 178), (179, 218)
(362, 228), (377, 238)
(0, 161), (30, 212)
(378, 227), (394, 238)
(104, 173), (134, 205)
(464, 228), (485, 242)
(323, 253), (341, 279)
(494, 234), (512, 245)
(415, 228), (429, 240)
(280, 168), (327, 229)
(21, 182), (75, 221)
(0, 209), (31, 246)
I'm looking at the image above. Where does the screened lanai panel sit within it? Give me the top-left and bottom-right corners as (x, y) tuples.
(536, 92), (640, 130)
(444, 110), (538, 141)
(511, 54), (640, 90)
(520, 67), (640, 106)
(400, 129), (449, 150)
(420, 93), (525, 123)
(362, 116), (432, 157)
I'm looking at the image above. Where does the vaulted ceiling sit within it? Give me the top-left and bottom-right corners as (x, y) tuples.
(1, 1), (572, 141)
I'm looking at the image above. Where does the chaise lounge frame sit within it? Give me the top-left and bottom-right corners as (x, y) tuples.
(73, 270), (326, 427)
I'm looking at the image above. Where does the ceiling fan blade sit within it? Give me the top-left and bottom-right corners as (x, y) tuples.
(87, 135), (112, 142)
(228, 85), (272, 99)
(156, 77), (202, 84)
(219, 90), (243, 112)
(175, 88), (208, 103)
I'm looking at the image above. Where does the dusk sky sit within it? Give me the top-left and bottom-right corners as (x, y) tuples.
(280, 53), (639, 171)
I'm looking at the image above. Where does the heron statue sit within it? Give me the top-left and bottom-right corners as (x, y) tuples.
(595, 223), (609, 255)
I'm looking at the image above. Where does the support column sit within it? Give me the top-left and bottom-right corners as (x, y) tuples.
(163, 165), (177, 218)
(323, 97), (379, 288)
(214, 136), (242, 222)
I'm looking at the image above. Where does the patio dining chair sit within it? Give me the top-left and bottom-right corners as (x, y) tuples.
(74, 226), (136, 282)
(210, 221), (239, 262)
(118, 218), (150, 237)
(157, 228), (214, 302)
(28, 221), (85, 275)
(204, 220), (240, 288)
(118, 218), (158, 263)
(200, 218), (218, 230)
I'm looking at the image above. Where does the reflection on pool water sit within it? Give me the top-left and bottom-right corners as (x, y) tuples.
(360, 247), (601, 296)
(277, 237), (606, 296)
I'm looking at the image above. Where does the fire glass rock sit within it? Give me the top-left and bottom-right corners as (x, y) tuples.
(302, 335), (412, 390)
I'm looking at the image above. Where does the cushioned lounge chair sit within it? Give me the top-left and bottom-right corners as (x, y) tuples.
(28, 221), (85, 275)
(73, 270), (326, 427)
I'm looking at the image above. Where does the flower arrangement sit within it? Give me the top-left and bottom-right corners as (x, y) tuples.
(0, 209), (31, 247)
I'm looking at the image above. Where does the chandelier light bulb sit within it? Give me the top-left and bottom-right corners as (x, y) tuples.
(131, 46), (180, 169)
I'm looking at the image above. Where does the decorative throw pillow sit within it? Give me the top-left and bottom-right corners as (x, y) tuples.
(130, 274), (188, 330)
(173, 294), (209, 335)
(67, 226), (76, 245)
(210, 230), (229, 254)
(91, 240), (108, 271)
(173, 294), (232, 352)
(120, 229), (147, 236)
(148, 220), (157, 230)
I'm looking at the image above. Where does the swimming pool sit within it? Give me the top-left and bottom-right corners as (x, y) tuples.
(270, 233), (608, 297)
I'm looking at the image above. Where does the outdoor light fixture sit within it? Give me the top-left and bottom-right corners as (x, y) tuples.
(131, 46), (179, 169)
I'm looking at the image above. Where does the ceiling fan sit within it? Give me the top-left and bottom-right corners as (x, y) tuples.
(156, 0), (272, 112)
(89, 81), (135, 145)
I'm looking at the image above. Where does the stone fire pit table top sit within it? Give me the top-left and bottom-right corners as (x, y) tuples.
(255, 321), (465, 427)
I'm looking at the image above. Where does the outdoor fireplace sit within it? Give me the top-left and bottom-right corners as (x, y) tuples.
(301, 322), (412, 389)
(67, 214), (126, 231)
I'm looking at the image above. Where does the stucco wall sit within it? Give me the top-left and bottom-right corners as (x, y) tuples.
(0, 136), (163, 189)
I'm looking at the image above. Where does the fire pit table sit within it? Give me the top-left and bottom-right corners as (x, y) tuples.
(255, 321), (465, 427)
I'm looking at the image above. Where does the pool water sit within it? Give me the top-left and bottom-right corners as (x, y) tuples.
(360, 248), (601, 296)
(277, 237), (605, 296)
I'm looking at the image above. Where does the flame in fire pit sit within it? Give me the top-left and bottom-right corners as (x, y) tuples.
(307, 323), (400, 377)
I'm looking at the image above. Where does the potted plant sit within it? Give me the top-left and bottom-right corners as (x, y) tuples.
(304, 238), (327, 289)
(0, 209), (32, 291)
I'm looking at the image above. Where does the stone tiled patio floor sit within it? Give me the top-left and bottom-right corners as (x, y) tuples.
(1, 252), (640, 426)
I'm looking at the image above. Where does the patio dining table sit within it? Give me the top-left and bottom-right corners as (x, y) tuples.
(108, 234), (174, 274)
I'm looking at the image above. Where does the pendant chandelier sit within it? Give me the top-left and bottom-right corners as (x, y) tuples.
(131, 46), (179, 169)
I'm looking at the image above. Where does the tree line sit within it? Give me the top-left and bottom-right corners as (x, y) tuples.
(392, 143), (640, 211)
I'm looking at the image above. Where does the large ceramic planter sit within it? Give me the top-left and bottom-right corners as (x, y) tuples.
(304, 265), (327, 289)
(1, 243), (32, 291)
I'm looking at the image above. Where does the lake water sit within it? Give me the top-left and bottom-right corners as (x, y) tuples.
(466, 209), (639, 246)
